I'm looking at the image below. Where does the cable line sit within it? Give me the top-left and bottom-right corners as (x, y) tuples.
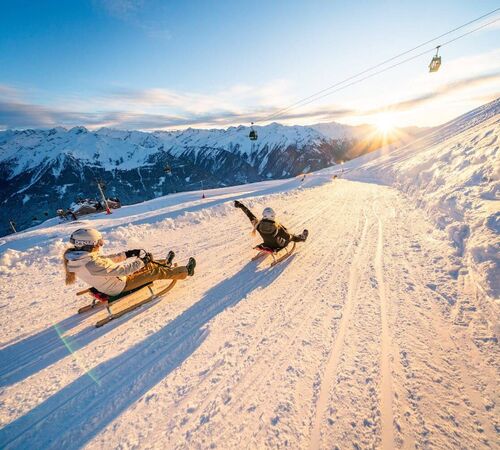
(282, 17), (499, 114)
(260, 8), (500, 123)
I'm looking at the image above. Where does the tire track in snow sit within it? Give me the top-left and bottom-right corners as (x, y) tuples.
(309, 207), (372, 449)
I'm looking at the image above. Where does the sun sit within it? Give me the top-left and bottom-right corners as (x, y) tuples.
(373, 113), (396, 135)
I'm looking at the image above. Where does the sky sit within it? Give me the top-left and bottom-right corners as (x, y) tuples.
(0, 0), (499, 131)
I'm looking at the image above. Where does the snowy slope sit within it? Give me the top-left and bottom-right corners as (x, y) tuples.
(343, 97), (500, 300)
(0, 100), (498, 449)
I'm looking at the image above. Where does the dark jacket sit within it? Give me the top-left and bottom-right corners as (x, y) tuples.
(238, 204), (297, 250)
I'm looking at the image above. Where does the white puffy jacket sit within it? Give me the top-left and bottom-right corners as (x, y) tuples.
(65, 249), (145, 295)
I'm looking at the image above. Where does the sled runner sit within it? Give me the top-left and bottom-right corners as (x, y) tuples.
(77, 279), (177, 327)
(252, 242), (296, 267)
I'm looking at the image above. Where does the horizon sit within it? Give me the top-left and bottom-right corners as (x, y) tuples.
(2, 97), (495, 135)
(1, 1), (499, 132)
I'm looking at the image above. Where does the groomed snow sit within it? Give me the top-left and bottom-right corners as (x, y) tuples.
(0, 100), (498, 449)
(344, 98), (499, 301)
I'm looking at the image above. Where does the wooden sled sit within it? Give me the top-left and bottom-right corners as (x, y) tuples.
(252, 242), (296, 267)
(76, 279), (177, 327)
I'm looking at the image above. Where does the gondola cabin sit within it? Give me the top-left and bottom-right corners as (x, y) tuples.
(429, 56), (441, 72)
(429, 46), (441, 73)
(249, 122), (258, 141)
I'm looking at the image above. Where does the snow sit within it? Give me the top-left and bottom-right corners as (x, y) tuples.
(0, 123), (332, 178)
(0, 100), (498, 449)
(311, 121), (367, 140)
(55, 184), (73, 197)
(343, 97), (500, 300)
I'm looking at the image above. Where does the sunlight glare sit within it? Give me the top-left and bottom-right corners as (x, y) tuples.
(374, 113), (396, 135)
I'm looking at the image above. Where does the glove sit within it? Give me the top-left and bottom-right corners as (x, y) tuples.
(140, 251), (154, 265)
(125, 249), (141, 258)
(234, 200), (244, 209)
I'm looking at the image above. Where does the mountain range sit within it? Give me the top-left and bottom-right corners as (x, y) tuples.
(0, 121), (422, 235)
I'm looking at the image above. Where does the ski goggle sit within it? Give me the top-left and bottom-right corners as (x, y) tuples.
(70, 237), (104, 247)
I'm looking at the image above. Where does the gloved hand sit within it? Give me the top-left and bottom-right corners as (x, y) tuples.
(139, 250), (154, 265)
(125, 249), (141, 258)
(234, 200), (244, 208)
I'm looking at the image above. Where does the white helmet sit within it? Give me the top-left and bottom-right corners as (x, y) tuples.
(70, 228), (103, 247)
(262, 207), (276, 221)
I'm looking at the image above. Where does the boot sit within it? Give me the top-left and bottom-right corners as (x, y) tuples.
(298, 229), (309, 242)
(187, 257), (196, 276)
(166, 250), (175, 266)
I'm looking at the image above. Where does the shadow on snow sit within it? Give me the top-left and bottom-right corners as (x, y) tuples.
(0, 256), (292, 449)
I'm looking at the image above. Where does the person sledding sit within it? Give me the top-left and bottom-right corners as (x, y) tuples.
(234, 200), (308, 264)
(63, 228), (196, 298)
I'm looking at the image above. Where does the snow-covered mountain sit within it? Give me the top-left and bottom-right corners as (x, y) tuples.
(0, 122), (366, 234)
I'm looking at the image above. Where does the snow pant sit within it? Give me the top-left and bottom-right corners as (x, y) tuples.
(123, 260), (188, 292)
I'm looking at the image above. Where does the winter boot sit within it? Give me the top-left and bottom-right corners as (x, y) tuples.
(298, 229), (309, 242)
(166, 250), (175, 266)
(187, 257), (196, 276)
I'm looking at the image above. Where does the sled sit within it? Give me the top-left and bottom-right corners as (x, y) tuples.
(252, 242), (296, 267)
(76, 253), (179, 327)
(76, 279), (177, 327)
(94, 279), (177, 327)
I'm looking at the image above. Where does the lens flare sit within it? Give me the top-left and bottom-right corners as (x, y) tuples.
(54, 323), (101, 385)
(373, 113), (396, 135)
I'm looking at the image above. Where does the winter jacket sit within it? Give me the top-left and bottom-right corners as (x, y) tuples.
(238, 204), (295, 249)
(65, 249), (144, 295)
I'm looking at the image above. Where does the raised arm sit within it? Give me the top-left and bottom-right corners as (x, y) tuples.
(234, 200), (257, 223)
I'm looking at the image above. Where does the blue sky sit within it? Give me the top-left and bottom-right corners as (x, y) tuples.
(0, 0), (499, 130)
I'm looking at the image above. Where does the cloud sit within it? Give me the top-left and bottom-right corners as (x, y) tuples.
(0, 85), (353, 131)
(93, 0), (171, 40)
(94, 0), (144, 19)
(104, 79), (294, 115)
(367, 72), (500, 114)
(1, 48), (498, 131)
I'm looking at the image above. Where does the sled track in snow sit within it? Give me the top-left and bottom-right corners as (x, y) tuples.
(309, 207), (372, 449)
(3, 178), (499, 449)
(1, 185), (338, 448)
(166, 191), (346, 445)
(373, 202), (395, 449)
(219, 199), (356, 444)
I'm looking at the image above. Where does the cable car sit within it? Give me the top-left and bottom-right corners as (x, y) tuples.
(164, 165), (172, 173)
(429, 46), (441, 73)
(249, 122), (258, 141)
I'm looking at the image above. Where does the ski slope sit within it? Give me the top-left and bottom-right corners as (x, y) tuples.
(0, 103), (499, 449)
